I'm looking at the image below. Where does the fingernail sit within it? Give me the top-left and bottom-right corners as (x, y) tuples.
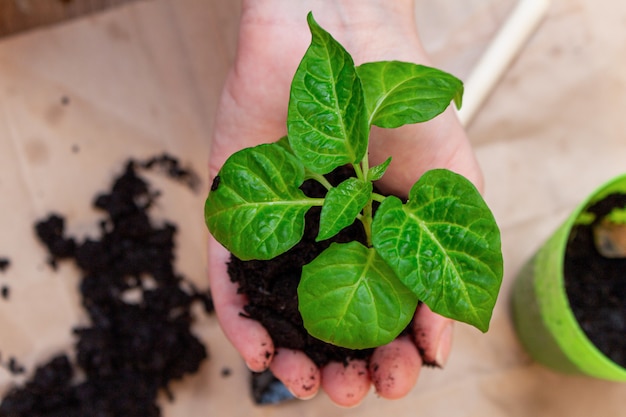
(290, 388), (318, 401)
(282, 378), (319, 401)
(245, 360), (263, 373)
(245, 350), (272, 372)
(435, 322), (453, 368)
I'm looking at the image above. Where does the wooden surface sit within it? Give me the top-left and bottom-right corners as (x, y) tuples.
(0, 0), (142, 38)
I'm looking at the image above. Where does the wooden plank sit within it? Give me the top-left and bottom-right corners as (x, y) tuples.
(0, 0), (142, 38)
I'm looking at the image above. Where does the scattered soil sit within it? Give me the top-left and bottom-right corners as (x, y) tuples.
(5, 358), (25, 376)
(0, 356), (25, 376)
(228, 166), (381, 368)
(564, 192), (626, 368)
(0, 259), (24, 372)
(0, 155), (212, 416)
(0, 258), (9, 301)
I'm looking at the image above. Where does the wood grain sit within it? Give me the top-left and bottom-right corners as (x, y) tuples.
(0, 0), (142, 38)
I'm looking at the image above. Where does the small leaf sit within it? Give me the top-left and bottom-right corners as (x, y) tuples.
(298, 242), (418, 349)
(205, 143), (317, 260)
(317, 178), (372, 241)
(367, 157), (392, 182)
(356, 61), (463, 128)
(287, 12), (369, 174)
(605, 206), (626, 225)
(372, 169), (503, 332)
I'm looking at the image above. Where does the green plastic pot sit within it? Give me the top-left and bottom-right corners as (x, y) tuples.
(511, 173), (626, 381)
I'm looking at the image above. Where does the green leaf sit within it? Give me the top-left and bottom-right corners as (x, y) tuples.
(606, 207), (626, 225)
(317, 178), (372, 241)
(372, 169), (503, 332)
(367, 157), (392, 182)
(298, 242), (418, 349)
(205, 143), (318, 260)
(356, 61), (464, 128)
(287, 12), (369, 174)
(275, 135), (294, 154)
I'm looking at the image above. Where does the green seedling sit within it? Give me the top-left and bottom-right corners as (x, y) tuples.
(592, 206), (626, 258)
(205, 13), (503, 349)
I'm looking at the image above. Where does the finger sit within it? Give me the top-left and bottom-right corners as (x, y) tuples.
(369, 336), (422, 399)
(412, 304), (454, 367)
(321, 359), (371, 407)
(208, 236), (274, 372)
(269, 348), (320, 400)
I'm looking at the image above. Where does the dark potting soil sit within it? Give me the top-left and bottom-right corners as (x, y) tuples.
(0, 155), (213, 417)
(564, 192), (626, 369)
(228, 166), (380, 368)
(0, 258), (9, 272)
(1, 258), (10, 301)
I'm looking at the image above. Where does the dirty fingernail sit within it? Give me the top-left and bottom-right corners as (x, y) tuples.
(435, 322), (453, 368)
(287, 386), (318, 401)
(245, 350), (273, 372)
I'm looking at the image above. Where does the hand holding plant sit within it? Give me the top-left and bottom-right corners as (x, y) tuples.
(208, 2), (499, 406)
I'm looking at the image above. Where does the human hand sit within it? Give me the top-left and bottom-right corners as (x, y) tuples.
(208, 0), (484, 407)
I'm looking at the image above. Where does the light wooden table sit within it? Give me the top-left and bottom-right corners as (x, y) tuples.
(0, 0), (142, 38)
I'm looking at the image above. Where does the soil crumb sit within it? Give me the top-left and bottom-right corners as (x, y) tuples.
(1, 258), (10, 301)
(0, 258), (9, 272)
(0, 155), (212, 417)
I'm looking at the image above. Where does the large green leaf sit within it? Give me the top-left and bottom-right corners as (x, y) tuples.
(204, 143), (317, 260)
(317, 178), (372, 241)
(372, 169), (503, 332)
(356, 61), (463, 128)
(287, 12), (369, 174)
(298, 242), (418, 349)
